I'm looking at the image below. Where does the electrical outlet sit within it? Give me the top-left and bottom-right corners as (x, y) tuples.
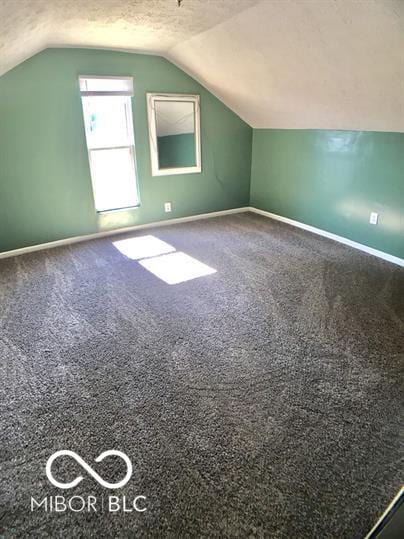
(164, 202), (172, 213)
(369, 212), (378, 225)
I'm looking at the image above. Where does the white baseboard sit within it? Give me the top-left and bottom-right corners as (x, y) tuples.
(248, 206), (404, 268)
(0, 207), (249, 260)
(2, 206), (403, 268)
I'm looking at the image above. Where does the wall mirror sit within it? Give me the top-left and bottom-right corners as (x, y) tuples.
(147, 93), (201, 176)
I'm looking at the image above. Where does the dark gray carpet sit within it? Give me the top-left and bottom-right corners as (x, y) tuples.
(0, 212), (403, 538)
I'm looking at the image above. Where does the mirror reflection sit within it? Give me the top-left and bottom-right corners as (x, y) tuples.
(155, 100), (196, 169)
(147, 93), (201, 176)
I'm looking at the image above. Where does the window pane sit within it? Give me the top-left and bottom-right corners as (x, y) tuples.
(82, 96), (132, 149)
(90, 148), (138, 212)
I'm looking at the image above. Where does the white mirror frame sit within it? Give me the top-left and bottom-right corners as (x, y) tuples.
(147, 93), (201, 176)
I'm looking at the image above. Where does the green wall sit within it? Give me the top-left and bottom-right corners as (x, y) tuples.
(1, 48), (403, 261)
(0, 48), (252, 252)
(157, 133), (196, 169)
(251, 129), (404, 259)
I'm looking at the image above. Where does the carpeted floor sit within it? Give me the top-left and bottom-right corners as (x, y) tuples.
(0, 212), (403, 538)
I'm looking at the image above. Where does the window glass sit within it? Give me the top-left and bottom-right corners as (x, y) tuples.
(79, 77), (139, 212)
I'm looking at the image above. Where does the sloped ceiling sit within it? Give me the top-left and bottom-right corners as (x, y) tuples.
(1, 0), (403, 131)
(170, 0), (404, 131)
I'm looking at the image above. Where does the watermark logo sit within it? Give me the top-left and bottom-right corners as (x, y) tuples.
(46, 450), (132, 489)
(31, 450), (146, 514)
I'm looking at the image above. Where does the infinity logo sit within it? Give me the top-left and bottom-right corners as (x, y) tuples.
(46, 450), (133, 489)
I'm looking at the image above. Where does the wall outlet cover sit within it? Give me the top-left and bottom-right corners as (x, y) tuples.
(164, 202), (172, 213)
(370, 212), (379, 225)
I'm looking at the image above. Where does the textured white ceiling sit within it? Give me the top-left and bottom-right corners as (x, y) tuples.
(0, 0), (259, 76)
(1, 0), (404, 131)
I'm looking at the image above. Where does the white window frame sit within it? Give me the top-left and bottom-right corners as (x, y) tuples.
(79, 76), (139, 212)
(146, 93), (202, 177)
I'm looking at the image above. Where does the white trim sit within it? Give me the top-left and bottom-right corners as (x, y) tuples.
(2, 206), (402, 268)
(146, 93), (201, 176)
(0, 208), (249, 260)
(248, 207), (404, 268)
(79, 75), (134, 97)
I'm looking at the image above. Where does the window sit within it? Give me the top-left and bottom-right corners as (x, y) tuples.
(79, 76), (139, 212)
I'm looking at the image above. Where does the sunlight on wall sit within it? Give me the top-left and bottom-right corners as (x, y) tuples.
(113, 235), (175, 260)
(139, 251), (216, 285)
(112, 234), (216, 284)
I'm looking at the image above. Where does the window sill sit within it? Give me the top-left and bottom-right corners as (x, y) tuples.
(97, 205), (140, 214)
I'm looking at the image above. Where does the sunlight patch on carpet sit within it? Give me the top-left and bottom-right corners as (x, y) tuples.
(139, 251), (216, 285)
(113, 235), (175, 260)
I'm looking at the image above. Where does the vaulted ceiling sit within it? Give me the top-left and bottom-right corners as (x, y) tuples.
(1, 0), (403, 131)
